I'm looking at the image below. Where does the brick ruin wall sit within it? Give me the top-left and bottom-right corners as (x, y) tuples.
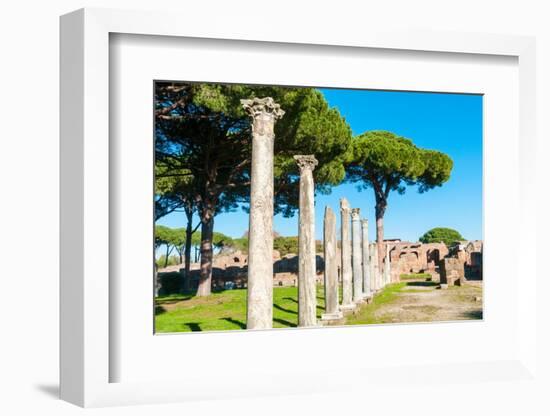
(158, 240), (483, 292)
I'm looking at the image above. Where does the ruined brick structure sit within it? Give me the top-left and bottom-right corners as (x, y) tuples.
(387, 241), (449, 282)
(439, 257), (466, 286)
(158, 239), (483, 294)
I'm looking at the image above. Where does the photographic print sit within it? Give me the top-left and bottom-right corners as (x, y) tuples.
(154, 82), (483, 333)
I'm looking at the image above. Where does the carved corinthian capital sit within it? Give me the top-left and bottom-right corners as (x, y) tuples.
(240, 97), (285, 120)
(340, 197), (350, 214)
(361, 218), (368, 227)
(351, 208), (361, 220)
(293, 154), (318, 172)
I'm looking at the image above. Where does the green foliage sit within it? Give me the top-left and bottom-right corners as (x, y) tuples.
(273, 236), (298, 256)
(190, 231), (233, 250)
(155, 255), (181, 268)
(272, 236), (322, 256)
(399, 273), (432, 280)
(230, 237), (249, 252)
(155, 225), (186, 248)
(346, 130), (453, 197)
(419, 227), (464, 246)
(155, 82), (353, 218)
(225, 236), (321, 256)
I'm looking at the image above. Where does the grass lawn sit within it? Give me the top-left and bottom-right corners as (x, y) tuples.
(155, 277), (482, 332)
(399, 273), (432, 280)
(345, 282), (407, 325)
(155, 286), (327, 333)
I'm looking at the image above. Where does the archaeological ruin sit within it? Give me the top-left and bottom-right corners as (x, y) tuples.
(156, 97), (484, 328)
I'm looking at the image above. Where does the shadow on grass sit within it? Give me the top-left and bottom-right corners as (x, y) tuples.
(220, 317), (246, 329)
(156, 295), (194, 304)
(462, 310), (483, 320)
(155, 305), (166, 315)
(185, 322), (202, 331)
(273, 303), (297, 315)
(406, 281), (438, 287)
(273, 317), (297, 327)
(282, 297), (298, 304)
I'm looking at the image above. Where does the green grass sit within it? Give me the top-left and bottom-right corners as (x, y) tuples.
(155, 286), (327, 333)
(345, 282), (406, 325)
(399, 273), (432, 280)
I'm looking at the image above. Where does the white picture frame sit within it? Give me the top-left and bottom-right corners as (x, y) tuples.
(60, 7), (537, 408)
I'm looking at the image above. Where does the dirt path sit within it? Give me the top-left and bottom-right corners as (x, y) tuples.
(348, 279), (483, 325)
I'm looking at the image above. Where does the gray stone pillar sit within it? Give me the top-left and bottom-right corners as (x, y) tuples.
(384, 243), (391, 286)
(241, 97), (284, 330)
(361, 219), (371, 298)
(369, 243), (376, 292)
(351, 208), (364, 303)
(321, 206), (343, 321)
(294, 154), (318, 327)
(372, 243), (380, 291)
(340, 198), (355, 310)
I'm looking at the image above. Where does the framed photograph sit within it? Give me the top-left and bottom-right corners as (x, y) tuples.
(60, 8), (537, 408)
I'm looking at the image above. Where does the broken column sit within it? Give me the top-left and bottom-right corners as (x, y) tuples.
(351, 208), (364, 303)
(340, 198), (355, 310)
(322, 206), (343, 321)
(361, 219), (371, 298)
(384, 243), (391, 286)
(371, 243), (380, 291)
(241, 97), (284, 330)
(294, 154), (318, 327)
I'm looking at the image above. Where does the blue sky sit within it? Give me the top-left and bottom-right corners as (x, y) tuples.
(157, 88), (483, 243)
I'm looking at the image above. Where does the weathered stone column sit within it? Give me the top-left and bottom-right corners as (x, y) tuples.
(384, 243), (390, 286)
(340, 198), (355, 310)
(322, 206), (343, 321)
(241, 97), (284, 330)
(369, 243), (375, 292)
(351, 208), (364, 303)
(371, 243), (380, 291)
(386, 243), (392, 284)
(361, 219), (371, 298)
(294, 154), (318, 327)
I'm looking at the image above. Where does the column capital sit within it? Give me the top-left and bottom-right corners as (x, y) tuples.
(351, 208), (361, 220)
(361, 218), (369, 227)
(340, 198), (350, 214)
(294, 154), (318, 172)
(241, 97), (285, 120)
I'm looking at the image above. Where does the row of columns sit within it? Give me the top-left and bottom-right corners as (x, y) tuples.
(320, 199), (392, 323)
(242, 96), (392, 330)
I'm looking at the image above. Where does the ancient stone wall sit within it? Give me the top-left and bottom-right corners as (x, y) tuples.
(388, 241), (448, 281)
(439, 257), (466, 286)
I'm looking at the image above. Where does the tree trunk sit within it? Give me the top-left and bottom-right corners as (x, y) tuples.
(196, 205), (215, 296)
(163, 244), (170, 268)
(181, 206), (194, 293)
(375, 199), (387, 272)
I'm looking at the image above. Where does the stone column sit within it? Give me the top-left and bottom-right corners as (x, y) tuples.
(385, 243), (392, 285)
(241, 97), (284, 330)
(369, 243), (377, 294)
(382, 243), (390, 286)
(321, 206), (343, 321)
(371, 243), (380, 291)
(340, 198), (355, 310)
(294, 155), (318, 327)
(351, 208), (364, 303)
(361, 219), (371, 298)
